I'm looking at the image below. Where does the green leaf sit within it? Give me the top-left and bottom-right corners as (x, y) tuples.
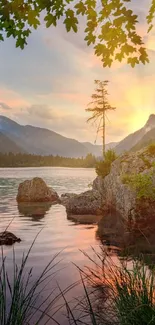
(127, 57), (139, 67)
(64, 10), (78, 32)
(84, 32), (96, 45)
(74, 1), (86, 15)
(0, 34), (4, 41)
(148, 23), (153, 33)
(45, 13), (57, 27)
(27, 10), (40, 28)
(115, 52), (124, 62)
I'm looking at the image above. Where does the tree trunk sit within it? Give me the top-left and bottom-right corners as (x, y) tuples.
(102, 110), (105, 159)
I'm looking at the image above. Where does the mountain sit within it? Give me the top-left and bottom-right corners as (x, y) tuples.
(0, 131), (24, 153)
(83, 141), (118, 156)
(115, 114), (155, 155)
(131, 127), (155, 152)
(0, 116), (116, 157)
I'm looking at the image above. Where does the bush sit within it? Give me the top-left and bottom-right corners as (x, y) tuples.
(95, 160), (111, 178)
(96, 149), (117, 178)
(104, 149), (118, 163)
(122, 172), (155, 200)
(147, 143), (155, 156)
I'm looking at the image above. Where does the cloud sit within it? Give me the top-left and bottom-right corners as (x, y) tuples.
(0, 102), (12, 110)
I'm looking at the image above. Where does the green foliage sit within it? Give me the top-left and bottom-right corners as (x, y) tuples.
(104, 148), (118, 163)
(95, 159), (111, 178)
(139, 154), (152, 169)
(147, 143), (155, 156)
(65, 248), (155, 325)
(122, 172), (155, 200)
(0, 152), (96, 168)
(95, 149), (117, 178)
(114, 261), (155, 325)
(0, 0), (153, 66)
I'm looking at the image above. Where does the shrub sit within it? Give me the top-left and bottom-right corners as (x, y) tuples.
(96, 149), (117, 178)
(95, 160), (111, 178)
(147, 143), (155, 156)
(122, 172), (155, 200)
(104, 149), (118, 163)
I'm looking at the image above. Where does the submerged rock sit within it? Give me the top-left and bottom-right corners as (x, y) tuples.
(17, 177), (60, 203)
(63, 190), (103, 216)
(0, 231), (21, 246)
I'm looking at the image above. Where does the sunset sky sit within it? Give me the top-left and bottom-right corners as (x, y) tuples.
(0, 0), (155, 144)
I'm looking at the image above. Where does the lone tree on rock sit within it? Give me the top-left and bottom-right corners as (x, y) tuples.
(86, 80), (116, 158)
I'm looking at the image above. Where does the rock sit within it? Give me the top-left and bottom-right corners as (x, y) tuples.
(61, 193), (77, 205)
(67, 214), (102, 224)
(17, 177), (60, 203)
(93, 147), (155, 241)
(93, 148), (155, 222)
(0, 231), (21, 245)
(64, 190), (103, 215)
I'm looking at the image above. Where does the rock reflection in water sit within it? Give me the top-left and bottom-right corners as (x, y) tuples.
(18, 202), (52, 222)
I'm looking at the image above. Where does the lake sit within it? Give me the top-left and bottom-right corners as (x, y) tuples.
(0, 167), (112, 324)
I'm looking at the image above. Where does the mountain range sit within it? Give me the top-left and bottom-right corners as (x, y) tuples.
(0, 116), (115, 157)
(0, 114), (155, 157)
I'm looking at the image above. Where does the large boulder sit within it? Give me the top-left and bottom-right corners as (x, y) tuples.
(17, 177), (60, 203)
(63, 190), (103, 215)
(0, 231), (21, 245)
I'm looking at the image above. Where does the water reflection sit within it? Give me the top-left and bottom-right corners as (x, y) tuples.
(18, 202), (52, 222)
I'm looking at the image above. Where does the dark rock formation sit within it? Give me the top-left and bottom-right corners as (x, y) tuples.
(62, 190), (103, 216)
(0, 231), (21, 245)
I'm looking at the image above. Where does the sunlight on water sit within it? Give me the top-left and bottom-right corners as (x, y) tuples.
(0, 167), (113, 323)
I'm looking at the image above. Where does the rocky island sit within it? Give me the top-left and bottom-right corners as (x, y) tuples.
(62, 144), (155, 247)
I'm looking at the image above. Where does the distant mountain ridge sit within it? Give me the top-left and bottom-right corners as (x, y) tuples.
(131, 127), (155, 152)
(0, 131), (24, 154)
(0, 114), (154, 157)
(115, 114), (155, 154)
(0, 116), (118, 157)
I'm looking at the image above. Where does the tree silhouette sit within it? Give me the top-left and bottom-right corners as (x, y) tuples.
(0, 0), (154, 67)
(86, 80), (116, 158)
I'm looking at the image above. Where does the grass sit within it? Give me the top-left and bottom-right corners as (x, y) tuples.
(1, 237), (155, 325)
(0, 233), (71, 325)
(63, 248), (155, 325)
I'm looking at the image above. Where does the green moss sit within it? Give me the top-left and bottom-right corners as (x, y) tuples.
(122, 171), (155, 200)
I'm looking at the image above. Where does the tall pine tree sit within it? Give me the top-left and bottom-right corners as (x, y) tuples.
(86, 80), (116, 158)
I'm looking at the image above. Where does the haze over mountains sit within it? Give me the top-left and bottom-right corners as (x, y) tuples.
(114, 114), (155, 154)
(0, 116), (115, 157)
(0, 114), (155, 157)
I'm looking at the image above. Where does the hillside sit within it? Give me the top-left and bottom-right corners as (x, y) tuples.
(131, 127), (155, 152)
(0, 131), (24, 154)
(115, 114), (155, 155)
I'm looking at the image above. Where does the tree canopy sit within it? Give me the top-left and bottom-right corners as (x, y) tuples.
(0, 0), (155, 67)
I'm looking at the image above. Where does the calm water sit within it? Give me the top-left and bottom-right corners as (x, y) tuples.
(0, 167), (110, 324)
